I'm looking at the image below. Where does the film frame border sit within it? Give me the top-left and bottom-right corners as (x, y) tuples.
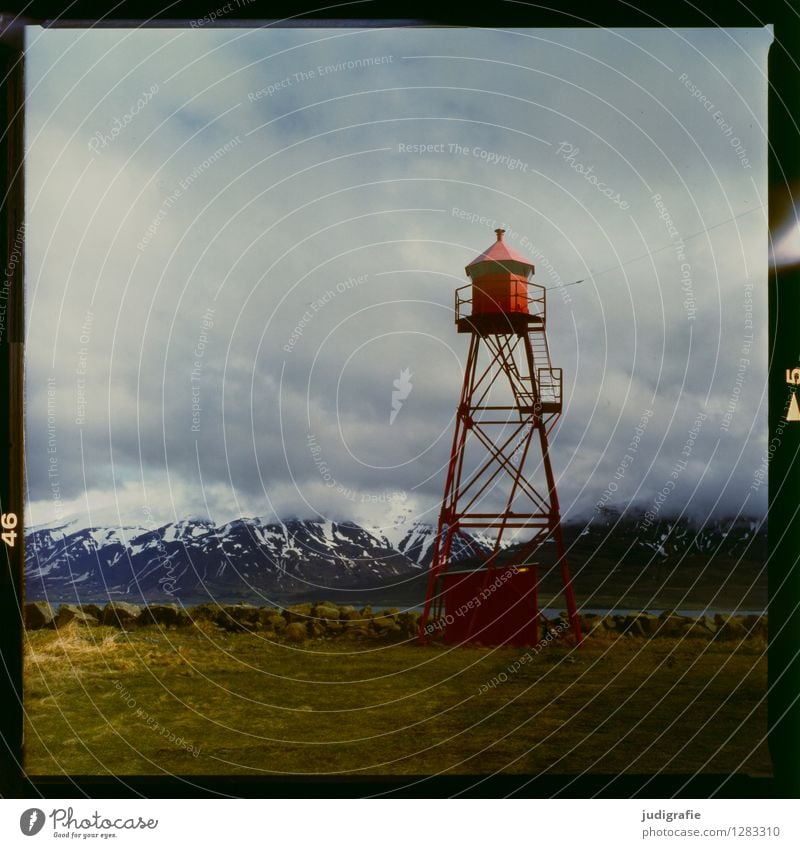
(0, 0), (796, 799)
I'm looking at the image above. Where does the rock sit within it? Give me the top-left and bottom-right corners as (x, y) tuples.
(631, 612), (660, 636)
(582, 614), (607, 635)
(56, 604), (100, 628)
(313, 604), (340, 622)
(344, 620), (371, 637)
(397, 611), (421, 637)
(101, 602), (142, 628)
(284, 622), (308, 643)
(371, 616), (402, 636)
(218, 618), (251, 633)
(202, 604), (259, 632)
(746, 615), (768, 639)
(186, 603), (220, 622)
(655, 614), (690, 638)
(259, 610), (287, 632)
(80, 603), (104, 620)
(714, 614), (748, 640)
(681, 617), (715, 639)
(552, 615), (570, 632)
(138, 604), (188, 628)
(338, 605), (359, 619)
(622, 615), (646, 637)
(308, 620), (327, 638)
(25, 601), (56, 630)
(284, 603), (313, 624)
(225, 603), (260, 625)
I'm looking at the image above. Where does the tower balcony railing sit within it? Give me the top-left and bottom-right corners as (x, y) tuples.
(454, 280), (546, 326)
(537, 367), (562, 413)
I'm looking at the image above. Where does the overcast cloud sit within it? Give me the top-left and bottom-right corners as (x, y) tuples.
(23, 25), (772, 534)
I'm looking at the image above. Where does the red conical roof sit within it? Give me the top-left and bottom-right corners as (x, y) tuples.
(465, 229), (534, 279)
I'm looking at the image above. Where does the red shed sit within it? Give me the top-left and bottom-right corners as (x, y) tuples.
(441, 567), (540, 647)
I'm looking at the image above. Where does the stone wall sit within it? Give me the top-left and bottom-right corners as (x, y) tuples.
(23, 601), (767, 643)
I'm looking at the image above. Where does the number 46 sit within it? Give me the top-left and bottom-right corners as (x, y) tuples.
(1, 512), (18, 547)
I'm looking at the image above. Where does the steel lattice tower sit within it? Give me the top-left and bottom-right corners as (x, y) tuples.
(418, 229), (582, 647)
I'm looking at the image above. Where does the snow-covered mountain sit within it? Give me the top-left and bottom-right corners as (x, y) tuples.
(370, 519), (505, 568)
(571, 508), (767, 563)
(25, 516), (430, 603)
(24, 509), (767, 604)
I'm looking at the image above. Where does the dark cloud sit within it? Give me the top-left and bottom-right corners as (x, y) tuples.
(24, 26), (770, 530)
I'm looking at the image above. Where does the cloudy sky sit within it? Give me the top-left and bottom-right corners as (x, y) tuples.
(23, 25), (772, 534)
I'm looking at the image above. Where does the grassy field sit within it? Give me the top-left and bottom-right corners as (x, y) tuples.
(23, 622), (771, 778)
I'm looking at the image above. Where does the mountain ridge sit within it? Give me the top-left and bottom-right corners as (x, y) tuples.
(24, 511), (767, 606)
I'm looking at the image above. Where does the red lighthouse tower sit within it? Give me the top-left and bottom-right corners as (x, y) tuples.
(418, 229), (582, 647)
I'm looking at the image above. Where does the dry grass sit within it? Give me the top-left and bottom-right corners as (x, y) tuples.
(25, 623), (126, 666)
(23, 625), (771, 778)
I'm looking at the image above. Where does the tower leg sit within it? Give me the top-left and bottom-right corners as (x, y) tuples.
(418, 327), (580, 648)
(418, 337), (479, 643)
(535, 398), (583, 647)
